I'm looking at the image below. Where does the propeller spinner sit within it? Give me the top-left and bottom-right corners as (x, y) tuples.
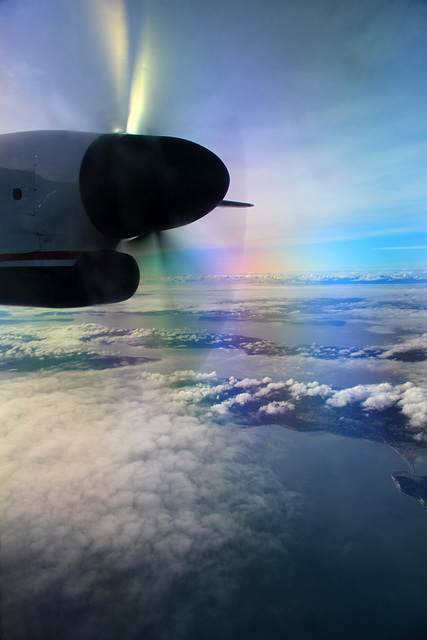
(80, 133), (230, 239)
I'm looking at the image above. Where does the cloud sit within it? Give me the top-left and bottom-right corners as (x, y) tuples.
(1, 312), (425, 430)
(258, 400), (295, 415)
(327, 381), (427, 430)
(380, 333), (427, 362)
(0, 323), (159, 371)
(376, 246), (427, 250)
(285, 379), (333, 400)
(1, 365), (300, 638)
(0, 319), (425, 433)
(1, 316), (427, 636)
(398, 384), (427, 429)
(144, 272), (427, 285)
(152, 369), (427, 444)
(165, 369), (427, 443)
(4, 317), (425, 377)
(327, 383), (388, 407)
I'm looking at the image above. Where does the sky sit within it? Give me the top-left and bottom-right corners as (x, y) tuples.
(1, 5), (427, 636)
(0, 0), (427, 272)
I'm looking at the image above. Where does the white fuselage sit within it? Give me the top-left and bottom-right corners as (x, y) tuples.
(0, 130), (116, 267)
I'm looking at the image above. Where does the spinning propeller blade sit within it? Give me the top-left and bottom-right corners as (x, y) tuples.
(87, 0), (252, 274)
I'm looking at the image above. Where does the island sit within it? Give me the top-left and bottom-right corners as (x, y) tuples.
(391, 472), (427, 509)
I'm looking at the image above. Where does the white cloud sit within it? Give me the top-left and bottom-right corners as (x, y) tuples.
(398, 384), (427, 428)
(259, 401), (295, 415)
(234, 377), (272, 388)
(1, 365), (299, 637)
(327, 384), (381, 407)
(381, 333), (427, 359)
(285, 379), (333, 400)
(327, 381), (427, 429)
(376, 246), (427, 251)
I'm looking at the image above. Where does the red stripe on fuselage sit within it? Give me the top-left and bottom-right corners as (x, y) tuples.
(0, 251), (83, 263)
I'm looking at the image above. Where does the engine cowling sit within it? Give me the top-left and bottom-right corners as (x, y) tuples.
(79, 134), (230, 239)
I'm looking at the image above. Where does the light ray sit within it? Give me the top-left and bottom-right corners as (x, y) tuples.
(86, 0), (129, 130)
(126, 9), (153, 134)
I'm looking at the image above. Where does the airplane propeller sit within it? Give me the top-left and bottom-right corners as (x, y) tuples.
(0, 1), (251, 309)
(86, 0), (252, 269)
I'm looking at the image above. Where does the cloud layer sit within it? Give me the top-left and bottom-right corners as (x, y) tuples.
(1, 317), (427, 375)
(1, 365), (299, 639)
(1, 275), (427, 637)
(0, 319), (425, 434)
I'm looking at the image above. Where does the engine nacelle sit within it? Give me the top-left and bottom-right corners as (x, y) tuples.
(0, 130), (232, 307)
(79, 133), (230, 238)
(0, 250), (139, 307)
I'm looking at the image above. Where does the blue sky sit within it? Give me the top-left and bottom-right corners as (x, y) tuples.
(0, 0), (426, 272)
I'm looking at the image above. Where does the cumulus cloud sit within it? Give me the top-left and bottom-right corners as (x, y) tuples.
(327, 381), (427, 430)
(0, 365), (300, 639)
(327, 383), (387, 407)
(0, 317), (425, 435)
(285, 379), (333, 399)
(398, 384), (427, 429)
(142, 369), (427, 445)
(258, 400), (295, 415)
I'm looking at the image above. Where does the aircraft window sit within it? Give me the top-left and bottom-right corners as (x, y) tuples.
(12, 188), (23, 200)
